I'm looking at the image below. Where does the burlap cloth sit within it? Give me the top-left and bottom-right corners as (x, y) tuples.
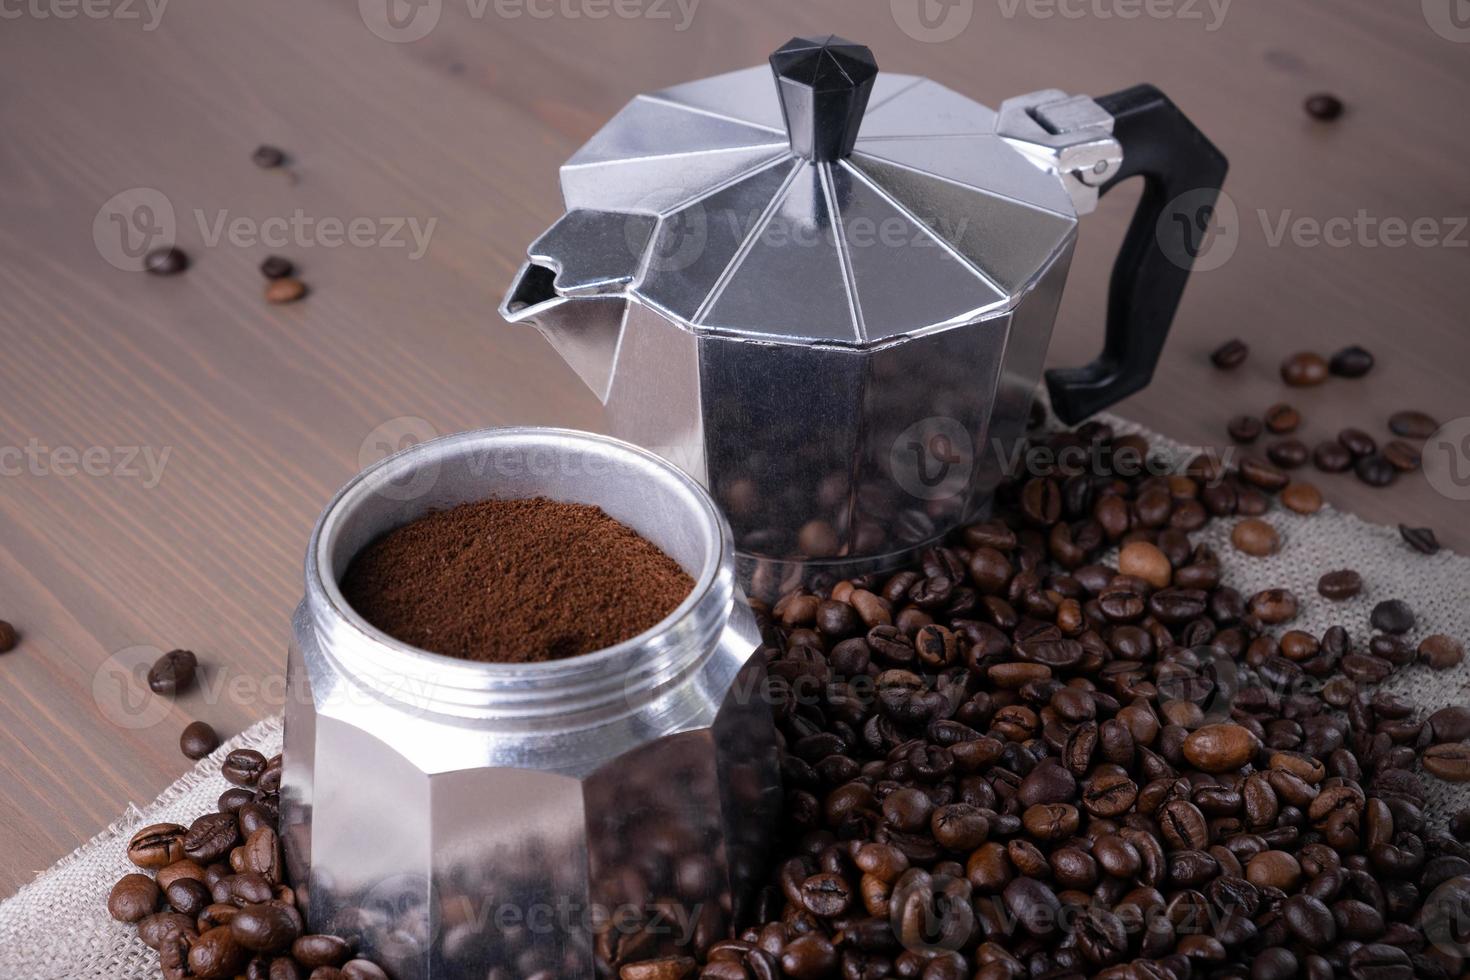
(2, 421), (1466, 979)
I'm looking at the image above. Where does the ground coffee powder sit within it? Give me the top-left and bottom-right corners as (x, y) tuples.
(339, 497), (693, 663)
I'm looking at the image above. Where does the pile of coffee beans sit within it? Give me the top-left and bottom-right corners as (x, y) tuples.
(620, 423), (1470, 980)
(110, 747), (389, 980)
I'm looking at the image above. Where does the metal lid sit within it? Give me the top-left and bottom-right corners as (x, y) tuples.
(556, 35), (1079, 346)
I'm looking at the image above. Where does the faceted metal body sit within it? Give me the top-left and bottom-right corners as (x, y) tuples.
(502, 54), (1122, 593)
(281, 430), (780, 979)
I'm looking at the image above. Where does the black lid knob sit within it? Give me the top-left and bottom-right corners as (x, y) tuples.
(769, 35), (878, 163)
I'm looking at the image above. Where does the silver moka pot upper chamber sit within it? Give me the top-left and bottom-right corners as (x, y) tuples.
(502, 34), (1227, 595)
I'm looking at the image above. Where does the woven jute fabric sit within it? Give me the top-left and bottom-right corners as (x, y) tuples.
(1, 421), (1466, 979)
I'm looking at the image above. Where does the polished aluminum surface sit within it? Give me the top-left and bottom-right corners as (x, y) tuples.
(281, 428), (779, 979)
(501, 49), (1118, 591)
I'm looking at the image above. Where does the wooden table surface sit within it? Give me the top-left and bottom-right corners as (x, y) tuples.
(2, 0), (1468, 897)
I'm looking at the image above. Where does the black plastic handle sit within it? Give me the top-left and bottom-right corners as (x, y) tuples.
(1045, 85), (1229, 425)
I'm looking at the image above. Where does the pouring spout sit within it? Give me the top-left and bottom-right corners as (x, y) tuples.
(500, 260), (627, 405)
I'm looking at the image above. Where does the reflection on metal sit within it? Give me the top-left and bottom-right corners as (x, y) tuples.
(282, 429), (779, 978)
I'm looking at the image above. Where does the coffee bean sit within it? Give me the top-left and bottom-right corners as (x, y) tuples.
(1249, 588), (1299, 624)
(1246, 849), (1302, 890)
(1118, 541), (1171, 590)
(1399, 525), (1440, 555)
(1354, 454), (1396, 487)
(252, 145), (287, 168)
(137, 911), (197, 950)
(1210, 338), (1249, 369)
(223, 749), (268, 787)
(166, 877), (212, 918)
(1281, 352), (1329, 387)
(1231, 518), (1280, 557)
(149, 648), (199, 695)
(266, 278), (308, 304)
(292, 935), (353, 969)
(108, 873), (161, 922)
(1429, 706), (1470, 743)
(1183, 724), (1261, 773)
(260, 256), (295, 280)
(1264, 403), (1300, 434)
(1281, 481), (1323, 514)
(191, 925), (249, 978)
(1389, 410), (1439, 439)
(1419, 635), (1464, 671)
(1424, 743), (1470, 782)
(619, 958), (696, 980)
(341, 962), (390, 980)
(184, 811), (241, 864)
(1313, 440), (1352, 473)
(128, 823), (188, 869)
(1329, 345), (1374, 378)
(0, 620), (16, 653)
(1227, 414), (1263, 444)
(1305, 93), (1345, 121)
(1370, 599), (1415, 635)
(1338, 428), (1377, 458)
(1317, 569), (1362, 600)
(1267, 438), (1309, 469)
(1383, 440), (1421, 471)
(144, 246), (189, 276)
(182, 720), (221, 760)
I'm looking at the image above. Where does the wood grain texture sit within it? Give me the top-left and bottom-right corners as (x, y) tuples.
(1, 0), (1467, 896)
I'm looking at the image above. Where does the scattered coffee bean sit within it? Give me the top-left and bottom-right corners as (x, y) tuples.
(1305, 93), (1345, 121)
(1399, 524), (1440, 555)
(1210, 338), (1249, 369)
(1227, 414), (1263, 444)
(108, 873), (161, 923)
(1317, 569), (1363, 600)
(144, 247), (189, 276)
(252, 145), (287, 168)
(1281, 481), (1323, 514)
(1264, 403), (1300, 434)
(1425, 743), (1470, 782)
(260, 256), (295, 280)
(148, 648), (198, 695)
(0, 620), (15, 653)
(1231, 517), (1280, 557)
(1430, 706), (1470, 742)
(1419, 634), (1465, 670)
(1337, 428), (1377, 458)
(1312, 440), (1352, 473)
(1328, 344), (1374, 377)
(1267, 438), (1309, 469)
(1281, 351), (1329, 386)
(1382, 440), (1421, 472)
(266, 277), (308, 304)
(1370, 599), (1415, 635)
(1389, 410), (1440, 439)
(1239, 456), (1289, 491)
(1354, 454), (1396, 487)
(181, 720), (221, 761)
